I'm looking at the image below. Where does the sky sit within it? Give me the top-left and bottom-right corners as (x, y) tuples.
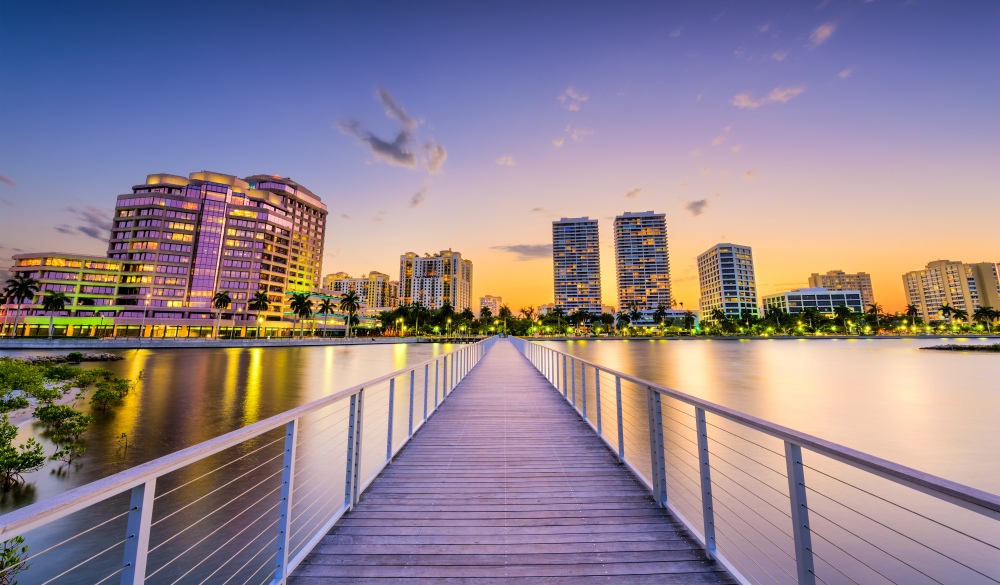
(1, 0), (997, 312)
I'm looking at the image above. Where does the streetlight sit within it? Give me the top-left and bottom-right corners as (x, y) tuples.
(140, 293), (151, 339)
(447, 318), (451, 337)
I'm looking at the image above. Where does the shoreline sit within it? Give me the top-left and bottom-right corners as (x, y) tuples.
(0, 336), (480, 351)
(533, 334), (1000, 341)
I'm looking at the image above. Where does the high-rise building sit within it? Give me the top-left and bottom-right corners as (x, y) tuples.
(479, 295), (502, 316)
(552, 217), (602, 314)
(399, 250), (473, 310)
(613, 211), (670, 323)
(762, 287), (864, 317)
(323, 271), (398, 313)
(698, 243), (758, 322)
(903, 260), (1000, 323)
(808, 270), (875, 307)
(2, 171), (328, 337)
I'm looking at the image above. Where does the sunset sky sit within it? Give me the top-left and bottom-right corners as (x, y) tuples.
(1, 1), (997, 312)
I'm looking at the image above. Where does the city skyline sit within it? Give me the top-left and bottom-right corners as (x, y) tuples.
(1, 1), (997, 312)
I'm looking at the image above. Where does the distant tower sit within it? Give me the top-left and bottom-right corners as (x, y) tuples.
(698, 243), (758, 322)
(613, 211), (671, 321)
(552, 217), (602, 314)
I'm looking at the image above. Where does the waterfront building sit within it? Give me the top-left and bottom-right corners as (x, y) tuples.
(903, 260), (1000, 323)
(808, 270), (875, 307)
(399, 250), (473, 310)
(762, 287), (864, 317)
(536, 303), (554, 316)
(324, 271), (398, 314)
(697, 243), (758, 322)
(479, 295), (502, 315)
(2, 171), (328, 337)
(613, 211), (671, 324)
(552, 217), (602, 314)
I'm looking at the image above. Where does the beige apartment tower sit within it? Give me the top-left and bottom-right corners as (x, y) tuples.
(323, 272), (398, 313)
(399, 250), (473, 310)
(902, 260), (1000, 323)
(808, 270), (875, 307)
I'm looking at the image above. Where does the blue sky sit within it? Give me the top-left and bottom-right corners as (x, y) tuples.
(2, 0), (997, 309)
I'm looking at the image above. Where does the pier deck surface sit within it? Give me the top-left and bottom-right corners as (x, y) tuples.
(290, 339), (734, 584)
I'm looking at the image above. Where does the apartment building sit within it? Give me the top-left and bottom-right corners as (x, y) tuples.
(399, 250), (473, 310)
(698, 243), (758, 321)
(552, 217), (602, 314)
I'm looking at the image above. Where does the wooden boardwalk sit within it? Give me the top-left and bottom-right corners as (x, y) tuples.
(290, 339), (735, 584)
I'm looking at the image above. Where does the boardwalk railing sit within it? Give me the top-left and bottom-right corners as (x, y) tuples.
(511, 338), (1000, 585)
(0, 337), (497, 585)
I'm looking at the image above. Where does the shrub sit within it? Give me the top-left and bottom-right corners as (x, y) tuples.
(0, 416), (46, 487)
(66, 352), (83, 363)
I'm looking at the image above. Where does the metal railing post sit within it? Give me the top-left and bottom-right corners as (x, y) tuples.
(581, 364), (587, 420)
(695, 408), (717, 559)
(345, 391), (364, 507)
(408, 370), (415, 437)
(386, 379), (395, 460)
(571, 358), (576, 408)
(786, 441), (817, 585)
(615, 376), (625, 462)
(423, 364), (429, 422)
(273, 419), (298, 583)
(562, 355), (567, 398)
(442, 356), (448, 398)
(595, 370), (602, 435)
(120, 479), (156, 585)
(434, 359), (440, 407)
(646, 389), (667, 507)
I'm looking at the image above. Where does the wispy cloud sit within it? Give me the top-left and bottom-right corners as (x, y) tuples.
(55, 206), (111, 240)
(531, 207), (545, 213)
(496, 155), (516, 166)
(690, 148), (704, 157)
(570, 127), (593, 142)
(731, 86), (805, 109)
(700, 167), (711, 176)
(670, 27), (683, 38)
(809, 21), (837, 48)
(338, 88), (446, 174)
(685, 200), (708, 216)
(492, 244), (553, 261)
(744, 170), (757, 179)
(409, 187), (427, 208)
(340, 214), (351, 220)
(624, 188), (643, 199)
(731, 145), (742, 153)
(837, 67), (854, 79)
(557, 87), (589, 111)
(757, 22), (772, 33)
(552, 138), (565, 148)
(0, 174), (15, 187)
(771, 51), (788, 62)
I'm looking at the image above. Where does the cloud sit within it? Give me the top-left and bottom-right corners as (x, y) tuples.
(492, 244), (553, 261)
(743, 170), (757, 179)
(838, 67), (854, 79)
(771, 51), (788, 62)
(809, 22), (837, 48)
(700, 167), (711, 176)
(570, 127), (593, 142)
(685, 200), (708, 216)
(731, 145), (742, 153)
(0, 175), (15, 187)
(558, 87), (589, 111)
(731, 86), (805, 109)
(340, 214), (351, 220)
(495, 155), (516, 166)
(758, 22), (772, 33)
(670, 27), (683, 38)
(530, 207), (544, 212)
(0, 198), (12, 206)
(552, 138), (565, 148)
(712, 135), (726, 146)
(720, 170), (731, 179)
(56, 206), (111, 240)
(690, 148), (704, 157)
(425, 141), (447, 173)
(409, 187), (427, 208)
(624, 188), (643, 199)
(338, 88), (445, 174)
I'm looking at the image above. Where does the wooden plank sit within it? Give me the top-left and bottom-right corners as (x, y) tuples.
(289, 340), (731, 584)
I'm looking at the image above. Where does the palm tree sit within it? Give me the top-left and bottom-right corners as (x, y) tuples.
(248, 291), (271, 338)
(905, 304), (921, 329)
(3, 274), (40, 337)
(339, 290), (361, 338)
(653, 304), (669, 330)
(437, 301), (455, 326)
(570, 309), (590, 335)
(615, 311), (630, 334)
(973, 306), (996, 334)
(498, 304), (513, 334)
(709, 308), (727, 329)
(289, 293), (313, 339)
(317, 298), (335, 337)
(479, 305), (493, 323)
(460, 307), (475, 322)
(410, 301), (429, 336)
(951, 308), (969, 328)
(552, 305), (565, 330)
(519, 306), (534, 321)
(627, 304), (643, 328)
(866, 303), (883, 330)
(41, 291), (70, 339)
(938, 303), (956, 328)
(683, 310), (696, 331)
(212, 291), (232, 339)
(833, 305), (854, 333)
